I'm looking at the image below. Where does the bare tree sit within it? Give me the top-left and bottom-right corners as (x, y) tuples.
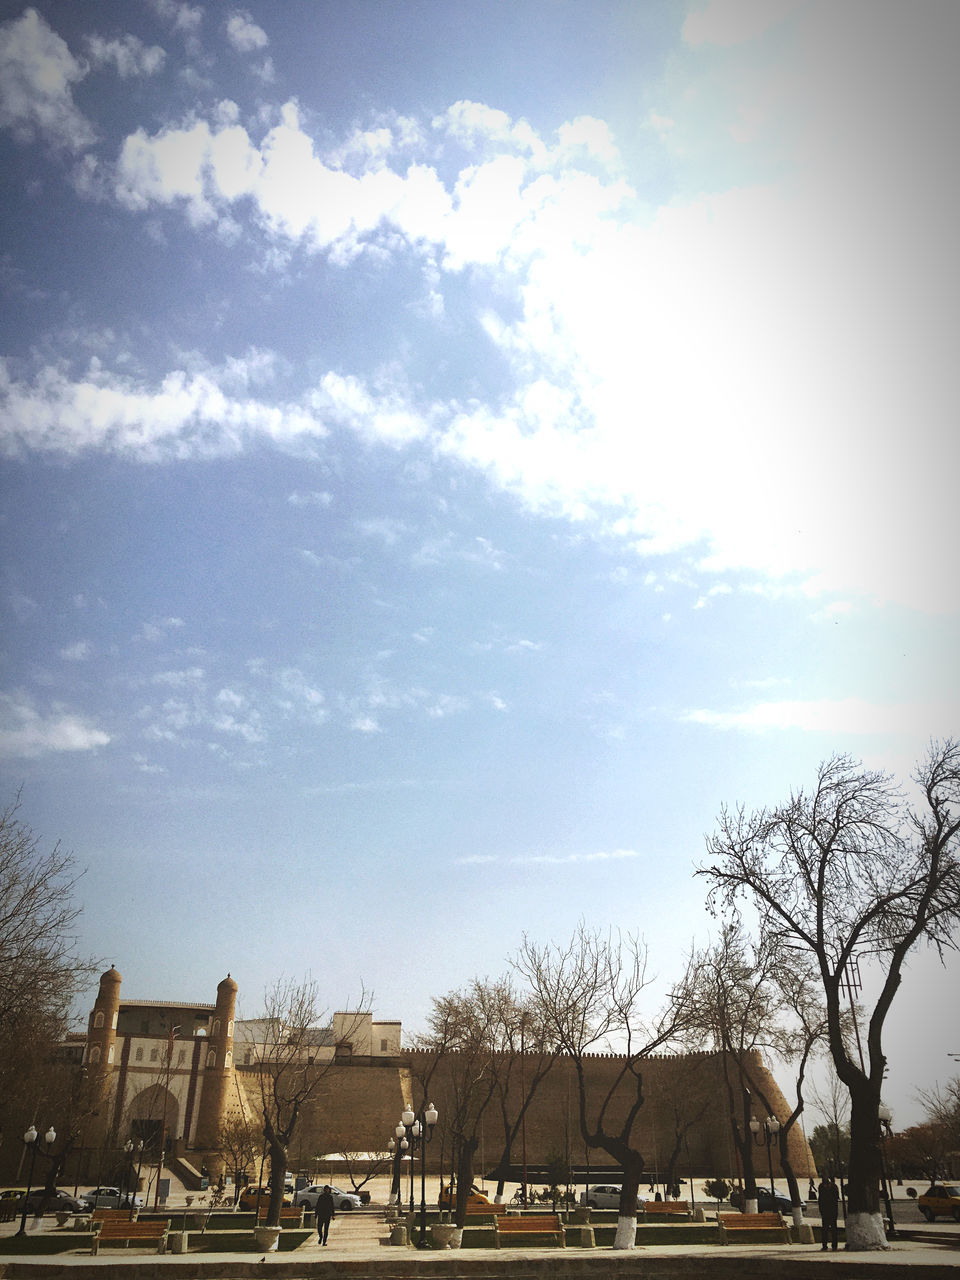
(414, 981), (503, 1229)
(697, 740), (960, 1250)
(321, 1140), (392, 1195)
(238, 977), (369, 1226)
(213, 1113), (258, 1203)
(912, 1077), (960, 1179)
(0, 794), (96, 1134)
(487, 989), (558, 1204)
(679, 924), (780, 1213)
(515, 924), (692, 1250)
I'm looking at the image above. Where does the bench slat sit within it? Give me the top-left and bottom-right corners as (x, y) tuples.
(718, 1211), (791, 1244)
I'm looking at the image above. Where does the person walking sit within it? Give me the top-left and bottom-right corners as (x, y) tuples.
(818, 1175), (840, 1251)
(315, 1185), (335, 1245)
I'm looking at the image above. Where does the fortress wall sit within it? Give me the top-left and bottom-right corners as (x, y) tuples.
(224, 1049), (814, 1182)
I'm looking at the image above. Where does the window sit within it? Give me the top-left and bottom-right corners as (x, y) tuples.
(224, 1051), (232, 1068)
(107, 1045), (115, 1064)
(93, 1011), (104, 1029)
(89, 1046), (101, 1064)
(227, 1020), (233, 1037)
(135, 1047), (143, 1062)
(206, 1049), (216, 1068)
(212, 1019), (220, 1036)
(380, 1039), (388, 1052)
(150, 1048), (158, 1062)
(178, 1049), (186, 1065)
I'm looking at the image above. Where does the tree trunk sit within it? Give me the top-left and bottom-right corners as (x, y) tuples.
(777, 1128), (804, 1227)
(453, 1137), (477, 1228)
(266, 1139), (287, 1227)
(612, 1151), (643, 1250)
(844, 1083), (887, 1251)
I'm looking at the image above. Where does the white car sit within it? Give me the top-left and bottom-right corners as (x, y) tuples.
(80, 1186), (143, 1210)
(294, 1183), (361, 1211)
(580, 1184), (640, 1210)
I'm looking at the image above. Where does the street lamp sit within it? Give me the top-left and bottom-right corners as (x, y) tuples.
(17, 1124), (56, 1236)
(749, 1115), (780, 1196)
(392, 1122), (409, 1208)
(878, 1103), (897, 1240)
(401, 1102), (439, 1250)
(123, 1140), (134, 1208)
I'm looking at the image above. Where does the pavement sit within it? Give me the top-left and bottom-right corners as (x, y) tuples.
(0, 1198), (958, 1279)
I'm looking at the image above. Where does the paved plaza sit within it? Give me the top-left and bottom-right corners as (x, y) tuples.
(1, 1196), (958, 1280)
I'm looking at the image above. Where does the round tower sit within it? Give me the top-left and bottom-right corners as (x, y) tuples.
(87, 966), (121, 1070)
(86, 966), (121, 1144)
(194, 974), (238, 1157)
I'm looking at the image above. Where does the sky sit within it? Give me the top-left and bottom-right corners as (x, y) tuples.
(0, 0), (958, 1131)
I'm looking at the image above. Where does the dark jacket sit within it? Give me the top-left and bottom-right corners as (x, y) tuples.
(316, 1188), (336, 1221)
(817, 1180), (840, 1221)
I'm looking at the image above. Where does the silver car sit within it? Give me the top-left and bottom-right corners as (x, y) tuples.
(294, 1183), (361, 1211)
(80, 1186), (143, 1210)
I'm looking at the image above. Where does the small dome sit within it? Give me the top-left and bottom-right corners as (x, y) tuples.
(100, 966), (122, 985)
(218, 973), (238, 992)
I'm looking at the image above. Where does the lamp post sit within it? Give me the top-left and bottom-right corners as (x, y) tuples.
(749, 1115), (780, 1196)
(393, 1122), (409, 1209)
(17, 1124), (56, 1236)
(129, 1139), (144, 1219)
(401, 1102), (439, 1249)
(878, 1103), (896, 1240)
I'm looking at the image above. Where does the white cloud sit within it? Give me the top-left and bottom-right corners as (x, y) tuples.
(151, 666), (205, 687)
(457, 848), (640, 867)
(139, 616), (185, 642)
(682, 697), (959, 738)
(85, 33), (166, 78)
(148, 0), (203, 36)
(225, 10), (268, 53)
(0, 8), (95, 150)
(60, 640), (93, 661)
(0, 691), (110, 758)
(0, 358), (327, 459)
(288, 490), (332, 508)
(351, 716), (381, 734)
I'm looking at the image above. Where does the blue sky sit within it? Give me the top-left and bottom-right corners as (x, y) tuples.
(1, 0), (957, 1127)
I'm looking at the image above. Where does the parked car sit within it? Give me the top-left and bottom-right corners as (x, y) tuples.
(438, 1184), (490, 1209)
(294, 1184), (361, 1211)
(917, 1184), (960, 1222)
(729, 1186), (797, 1214)
(15, 1188), (85, 1214)
(79, 1186), (143, 1210)
(580, 1185), (642, 1210)
(237, 1185), (292, 1212)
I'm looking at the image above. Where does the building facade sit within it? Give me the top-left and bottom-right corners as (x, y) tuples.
(73, 967), (814, 1187)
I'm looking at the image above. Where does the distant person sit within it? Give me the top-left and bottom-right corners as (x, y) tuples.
(818, 1176), (840, 1251)
(316, 1186), (335, 1245)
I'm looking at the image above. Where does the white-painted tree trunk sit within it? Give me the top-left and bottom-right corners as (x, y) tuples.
(745, 1197), (758, 1214)
(493, 1194), (504, 1204)
(791, 1205), (805, 1229)
(845, 1211), (888, 1251)
(613, 1214), (637, 1249)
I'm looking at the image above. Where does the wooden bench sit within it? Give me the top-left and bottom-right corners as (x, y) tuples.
(90, 1219), (168, 1254)
(91, 1208), (134, 1222)
(257, 1204), (304, 1226)
(465, 1202), (508, 1215)
(718, 1211), (791, 1243)
(642, 1200), (691, 1216)
(495, 1212), (565, 1247)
